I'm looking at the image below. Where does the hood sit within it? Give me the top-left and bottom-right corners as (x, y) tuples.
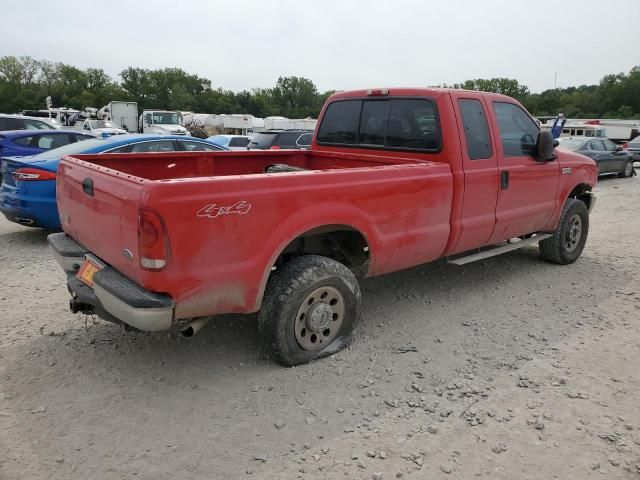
(94, 127), (127, 135)
(153, 124), (188, 134)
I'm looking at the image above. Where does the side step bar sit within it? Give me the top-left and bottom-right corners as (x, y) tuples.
(447, 234), (552, 266)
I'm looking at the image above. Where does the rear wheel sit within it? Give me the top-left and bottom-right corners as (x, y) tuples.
(539, 198), (589, 265)
(258, 255), (362, 366)
(618, 161), (634, 178)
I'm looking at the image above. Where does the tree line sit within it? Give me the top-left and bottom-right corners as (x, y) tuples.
(0, 56), (638, 119)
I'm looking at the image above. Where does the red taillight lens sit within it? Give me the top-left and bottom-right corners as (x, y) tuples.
(270, 145), (281, 150)
(138, 209), (170, 270)
(12, 168), (56, 182)
(622, 142), (629, 149)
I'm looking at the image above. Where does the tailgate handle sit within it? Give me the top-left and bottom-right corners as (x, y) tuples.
(82, 177), (94, 196)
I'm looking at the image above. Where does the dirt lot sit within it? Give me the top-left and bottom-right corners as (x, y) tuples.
(1, 174), (639, 480)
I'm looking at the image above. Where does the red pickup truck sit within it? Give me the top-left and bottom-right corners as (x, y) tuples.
(49, 88), (597, 365)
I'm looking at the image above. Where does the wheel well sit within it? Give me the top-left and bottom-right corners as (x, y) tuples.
(568, 184), (593, 210)
(274, 226), (370, 277)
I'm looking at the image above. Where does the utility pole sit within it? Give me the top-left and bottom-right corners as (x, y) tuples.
(554, 71), (558, 89)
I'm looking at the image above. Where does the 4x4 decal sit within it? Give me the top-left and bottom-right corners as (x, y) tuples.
(196, 201), (252, 219)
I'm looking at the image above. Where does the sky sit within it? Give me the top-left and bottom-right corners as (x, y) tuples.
(1, 0), (639, 94)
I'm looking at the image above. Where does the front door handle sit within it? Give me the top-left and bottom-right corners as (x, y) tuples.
(500, 171), (509, 190)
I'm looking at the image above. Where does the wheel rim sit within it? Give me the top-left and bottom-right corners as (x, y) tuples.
(564, 214), (582, 252)
(294, 286), (345, 351)
(625, 162), (633, 177)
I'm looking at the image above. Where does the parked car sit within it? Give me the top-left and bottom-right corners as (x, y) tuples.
(557, 136), (634, 177)
(247, 129), (313, 150)
(0, 114), (61, 131)
(0, 135), (227, 229)
(0, 130), (93, 158)
(48, 87), (597, 366)
(207, 135), (252, 150)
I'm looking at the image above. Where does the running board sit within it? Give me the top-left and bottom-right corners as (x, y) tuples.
(447, 234), (552, 266)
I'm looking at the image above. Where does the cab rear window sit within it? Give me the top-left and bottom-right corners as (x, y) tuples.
(317, 98), (441, 152)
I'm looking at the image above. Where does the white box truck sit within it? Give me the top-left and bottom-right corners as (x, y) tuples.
(99, 102), (138, 133)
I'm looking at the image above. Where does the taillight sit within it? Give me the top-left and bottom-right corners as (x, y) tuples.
(12, 168), (56, 182)
(138, 209), (170, 270)
(622, 142), (629, 149)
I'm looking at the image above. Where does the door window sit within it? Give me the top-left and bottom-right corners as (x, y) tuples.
(229, 137), (250, 148)
(588, 140), (605, 151)
(458, 99), (492, 159)
(0, 117), (20, 130)
(12, 136), (34, 147)
(492, 102), (539, 157)
(35, 134), (72, 149)
(23, 119), (51, 130)
(295, 133), (313, 147)
(178, 140), (220, 151)
(130, 140), (176, 152)
(602, 139), (618, 151)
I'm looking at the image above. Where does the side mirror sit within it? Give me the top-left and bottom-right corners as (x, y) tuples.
(535, 130), (556, 162)
(616, 145), (623, 151)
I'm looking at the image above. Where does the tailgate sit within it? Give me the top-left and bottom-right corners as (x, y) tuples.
(57, 156), (145, 282)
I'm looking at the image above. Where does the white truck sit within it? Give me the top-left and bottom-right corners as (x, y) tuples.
(74, 119), (127, 137)
(98, 101), (139, 133)
(138, 110), (189, 135)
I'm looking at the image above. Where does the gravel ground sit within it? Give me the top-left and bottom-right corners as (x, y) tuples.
(1, 173), (639, 479)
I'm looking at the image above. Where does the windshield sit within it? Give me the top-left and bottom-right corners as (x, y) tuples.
(90, 120), (119, 129)
(557, 138), (586, 151)
(30, 138), (109, 159)
(151, 112), (183, 125)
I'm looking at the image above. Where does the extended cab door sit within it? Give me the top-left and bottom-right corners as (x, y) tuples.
(488, 101), (559, 243)
(449, 92), (499, 253)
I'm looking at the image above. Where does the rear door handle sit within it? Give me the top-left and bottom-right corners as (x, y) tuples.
(82, 177), (94, 196)
(500, 171), (509, 190)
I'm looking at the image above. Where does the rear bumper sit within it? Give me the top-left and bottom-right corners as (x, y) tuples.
(0, 190), (60, 229)
(48, 233), (175, 332)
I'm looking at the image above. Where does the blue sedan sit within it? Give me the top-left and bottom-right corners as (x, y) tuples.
(0, 134), (227, 230)
(0, 130), (94, 157)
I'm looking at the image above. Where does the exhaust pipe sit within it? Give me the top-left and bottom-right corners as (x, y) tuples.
(15, 217), (35, 225)
(180, 318), (209, 338)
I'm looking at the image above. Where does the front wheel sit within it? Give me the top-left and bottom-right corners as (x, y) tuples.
(539, 198), (589, 265)
(618, 161), (634, 178)
(258, 255), (362, 366)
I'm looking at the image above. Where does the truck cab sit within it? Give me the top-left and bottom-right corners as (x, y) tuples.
(139, 110), (189, 136)
(78, 119), (127, 137)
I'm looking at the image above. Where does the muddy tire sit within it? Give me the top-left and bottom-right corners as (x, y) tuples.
(539, 198), (589, 265)
(618, 161), (634, 178)
(258, 255), (361, 366)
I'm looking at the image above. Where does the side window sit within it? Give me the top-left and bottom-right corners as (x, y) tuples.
(492, 102), (539, 157)
(0, 117), (20, 130)
(276, 132), (301, 147)
(229, 137), (250, 148)
(178, 140), (220, 151)
(107, 144), (134, 153)
(296, 133), (313, 147)
(386, 99), (440, 150)
(12, 136), (34, 147)
(316, 100), (362, 144)
(23, 119), (50, 130)
(36, 134), (71, 150)
(130, 140), (176, 153)
(589, 140), (605, 151)
(458, 99), (492, 159)
(603, 139), (618, 151)
(358, 100), (389, 146)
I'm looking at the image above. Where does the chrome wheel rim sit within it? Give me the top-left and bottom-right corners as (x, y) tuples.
(564, 214), (582, 252)
(294, 286), (344, 351)
(625, 162), (633, 177)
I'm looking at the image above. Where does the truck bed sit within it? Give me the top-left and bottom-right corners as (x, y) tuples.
(64, 149), (435, 180)
(57, 149), (453, 318)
